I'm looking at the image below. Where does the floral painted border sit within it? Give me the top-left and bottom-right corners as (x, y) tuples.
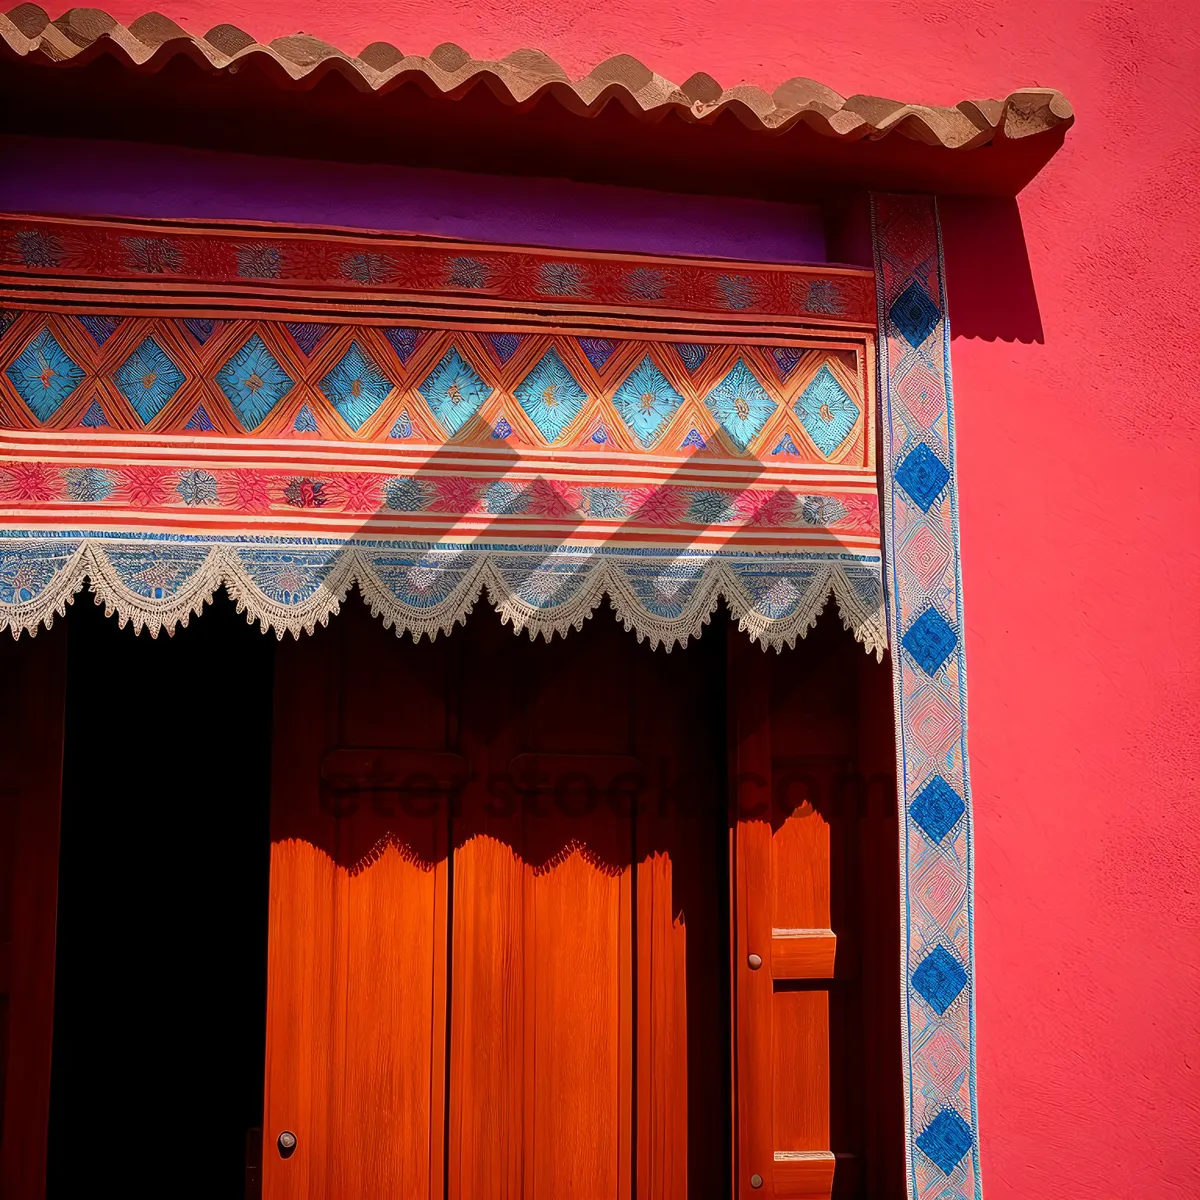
(873, 193), (981, 1200)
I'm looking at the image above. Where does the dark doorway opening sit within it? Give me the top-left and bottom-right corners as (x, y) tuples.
(47, 592), (275, 1199)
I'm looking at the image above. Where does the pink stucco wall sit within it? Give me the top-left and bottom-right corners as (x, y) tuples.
(39, 3), (1200, 1196)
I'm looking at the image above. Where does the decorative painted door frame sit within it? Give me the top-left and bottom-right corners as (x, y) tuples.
(872, 194), (981, 1200)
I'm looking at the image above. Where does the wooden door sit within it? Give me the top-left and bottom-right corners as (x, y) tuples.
(262, 611), (453, 1200)
(262, 606), (728, 1200)
(729, 634), (843, 1200)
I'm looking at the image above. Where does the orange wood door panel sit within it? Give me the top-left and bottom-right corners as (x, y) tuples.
(730, 633), (842, 1200)
(265, 609), (729, 1200)
(449, 620), (634, 1200)
(262, 613), (451, 1200)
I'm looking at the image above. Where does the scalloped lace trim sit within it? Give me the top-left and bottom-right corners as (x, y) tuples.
(0, 539), (886, 657)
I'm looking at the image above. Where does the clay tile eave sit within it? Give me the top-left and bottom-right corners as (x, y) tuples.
(0, 4), (1075, 154)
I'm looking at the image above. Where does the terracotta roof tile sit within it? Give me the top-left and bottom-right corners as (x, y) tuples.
(1, 4), (1074, 150)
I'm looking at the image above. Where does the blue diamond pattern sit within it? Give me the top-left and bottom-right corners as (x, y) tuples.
(770, 345), (805, 379)
(896, 442), (951, 511)
(184, 405), (215, 432)
(909, 776), (965, 844)
(794, 364), (860, 457)
(320, 341), (392, 431)
(704, 359), (776, 452)
(383, 327), (426, 364)
(902, 608), (958, 676)
(890, 281), (940, 349)
(389, 410), (414, 439)
(673, 343), (709, 372)
(77, 314), (122, 345)
(113, 337), (185, 424)
(286, 322), (328, 356)
(612, 356), (684, 448)
(916, 1108), (973, 1175)
(79, 399), (109, 428)
(293, 405), (318, 433)
(418, 347), (492, 437)
(514, 348), (587, 442)
(772, 433), (800, 456)
(680, 428), (706, 450)
(216, 335), (294, 431)
(487, 333), (525, 364)
(5, 329), (85, 422)
(911, 945), (968, 1015)
(577, 337), (618, 370)
(182, 317), (220, 345)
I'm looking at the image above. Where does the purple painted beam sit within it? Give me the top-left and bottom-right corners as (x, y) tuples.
(0, 135), (826, 264)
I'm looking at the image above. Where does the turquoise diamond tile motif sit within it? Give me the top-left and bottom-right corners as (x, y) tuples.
(113, 337), (185, 424)
(215, 334), (294, 431)
(418, 347), (492, 437)
(704, 358), (775, 451)
(612, 356), (684, 448)
(319, 341), (392, 431)
(5, 329), (85, 423)
(794, 364), (860, 457)
(514, 348), (587, 443)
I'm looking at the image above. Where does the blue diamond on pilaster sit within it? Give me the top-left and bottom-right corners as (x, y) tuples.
(909, 776), (965, 844)
(896, 442), (951, 511)
(911, 945), (968, 1015)
(902, 607), (957, 675)
(889, 280), (940, 348)
(915, 1108), (973, 1175)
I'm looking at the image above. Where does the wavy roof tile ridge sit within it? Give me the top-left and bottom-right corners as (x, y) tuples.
(1, 4), (1074, 149)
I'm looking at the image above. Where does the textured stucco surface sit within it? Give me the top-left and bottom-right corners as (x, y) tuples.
(29, 3), (1200, 1196)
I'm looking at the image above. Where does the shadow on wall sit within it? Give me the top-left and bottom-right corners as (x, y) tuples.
(940, 195), (1044, 344)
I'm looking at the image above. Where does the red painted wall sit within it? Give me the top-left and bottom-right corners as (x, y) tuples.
(48, 3), (1200, 1196)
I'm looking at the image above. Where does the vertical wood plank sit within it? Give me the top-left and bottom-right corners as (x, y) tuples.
(448, 833), (524, 1200)
(730, 634), (775, 1199)
(449, 619), (635, 1200)
(0, 625), (67, 1200)
(636, 850), (688, 1200)
(529, 851), (627, 1200)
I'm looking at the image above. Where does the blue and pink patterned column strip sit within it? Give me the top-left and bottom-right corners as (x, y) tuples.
(872, 193), (981, 1200)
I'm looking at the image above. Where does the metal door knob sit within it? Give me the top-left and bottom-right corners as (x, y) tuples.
(747, 953), (763, 970)
(750, 1173), (763, 1188)
(277, 1131), (297, 1158)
